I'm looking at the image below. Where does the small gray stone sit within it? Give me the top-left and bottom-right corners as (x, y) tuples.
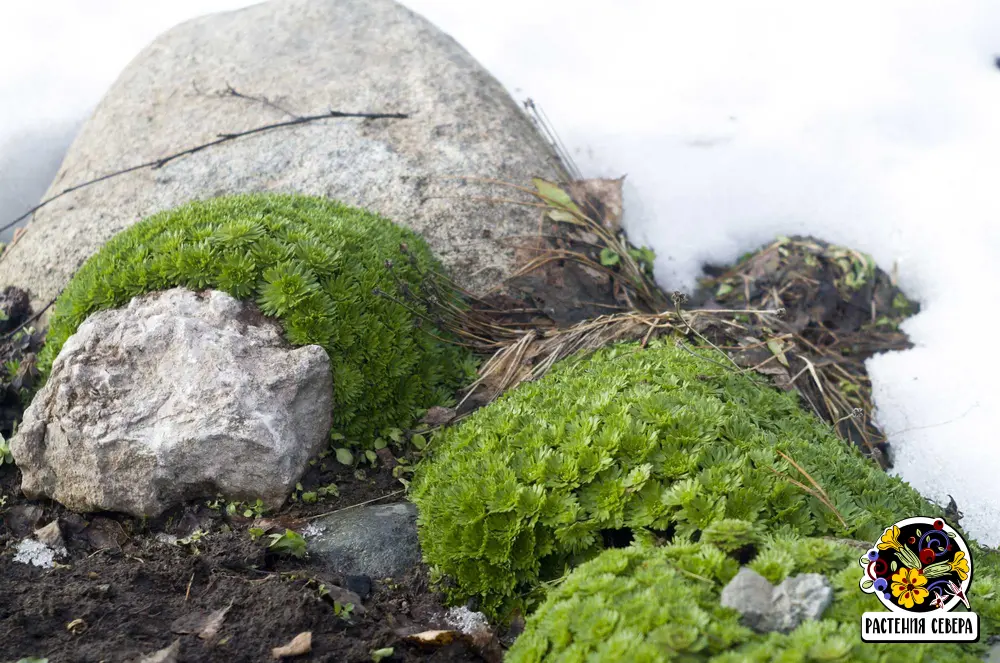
(33, 520), (65, 550)
(11, 288), (333, 516)
(720, 567), (833, 633)
(720, 568), (778, 632)
(344, 574), (372, 600)
(771, 573), (834, 632)
(306, 502), (420, 578)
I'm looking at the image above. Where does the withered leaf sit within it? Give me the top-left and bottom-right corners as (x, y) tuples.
(272, 631), (312, 659)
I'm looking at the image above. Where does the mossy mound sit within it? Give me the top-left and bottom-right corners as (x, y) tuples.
(507, 539), (991, 662)
(412, 339), (934, 617)
(38, 193), (473, 446)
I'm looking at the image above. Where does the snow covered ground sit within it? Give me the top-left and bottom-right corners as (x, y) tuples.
(2, 1), (999, 543)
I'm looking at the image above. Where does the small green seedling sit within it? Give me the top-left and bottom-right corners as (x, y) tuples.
(267, 529), (307, 558)
(0, 433), (13, 465)
(333, 602), (354, 620)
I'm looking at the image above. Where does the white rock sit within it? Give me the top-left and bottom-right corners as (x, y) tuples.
(11, 288), (332, 516)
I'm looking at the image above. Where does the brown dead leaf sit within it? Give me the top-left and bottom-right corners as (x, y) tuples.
(199, 603), (232, 640)
(376, 447), (398, 470)
(406, 630), (460, 647)
(421, 406), (457, 427)
(136, 639), (181, 663)
(272, 631), (312, 659)
(565, 177), (625, 232)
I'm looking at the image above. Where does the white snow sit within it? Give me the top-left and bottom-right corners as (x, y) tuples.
(2, 1), (1000, 541)
(444, 606), (492, 636)
(13, 538), (66, 568)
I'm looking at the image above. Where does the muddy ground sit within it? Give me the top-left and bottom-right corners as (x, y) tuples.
(1, 460), (493, 663)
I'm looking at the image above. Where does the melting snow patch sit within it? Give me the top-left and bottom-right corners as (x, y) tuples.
(13, 538), (66, 569)
(301, 522), (325, 538)
(445, 606), (491, 636)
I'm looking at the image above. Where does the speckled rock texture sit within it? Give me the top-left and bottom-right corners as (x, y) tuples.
(11, 288), (333, 516)
(0, 0), (560, 323)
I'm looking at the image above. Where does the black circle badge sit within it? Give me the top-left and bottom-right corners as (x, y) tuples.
(859, 516), (972, 613)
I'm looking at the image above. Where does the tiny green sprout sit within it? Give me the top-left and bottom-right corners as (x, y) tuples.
(176, 529), (206, 546)
(335, 448), (354, 466)
(301, 491), (318, 504)
(599, 247), (621, 267)
(387, 428), (404, 443)
(333, 602), (355, 620)
(373, 437), (388, 450)
(248, 527), (265, 540)
(365, 450), (378, 466)
(267, 529), (307, 558)
(410, 433), (427, 450)
(242, 499), (266, 518)
(0, 433), (14, 465)
(371, 647), (394, 662)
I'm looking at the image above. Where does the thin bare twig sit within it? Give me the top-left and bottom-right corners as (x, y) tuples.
(0, 106), (409, 237)
(304, 489), (405, 521)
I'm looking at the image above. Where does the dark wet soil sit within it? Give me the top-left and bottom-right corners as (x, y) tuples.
(1, 463), (488, 663)
(1, 285), (490, 662)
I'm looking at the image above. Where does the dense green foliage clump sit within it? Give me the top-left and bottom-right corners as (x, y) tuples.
(39, 193), (472, 446)
(412, 339), (934, 617)
(507, 539), (994, 662)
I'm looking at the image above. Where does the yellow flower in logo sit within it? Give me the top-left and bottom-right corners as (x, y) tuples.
(891, 567), (929, 609)
(878, 525), (902, 551)
(949, 551), (970, 581)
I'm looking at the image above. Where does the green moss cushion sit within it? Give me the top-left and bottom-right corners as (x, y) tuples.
(38, 193), (472, 446)
(411, 339), (934, 617)
(507, 540), (991, 662)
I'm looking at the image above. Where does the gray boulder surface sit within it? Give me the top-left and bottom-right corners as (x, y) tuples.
(0, 0), (560, 323)
(720, 567), (833, 633)
(11, 288), (333, 516)
(305, 502), (421, 578)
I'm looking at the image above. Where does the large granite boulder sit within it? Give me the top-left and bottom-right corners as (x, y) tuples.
(10, 288), (333, 516)
(0, 0), (560, 322)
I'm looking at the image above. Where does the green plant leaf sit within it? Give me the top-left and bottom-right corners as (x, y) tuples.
(267, 529), (307, 558)
(766, 339), (790, 367)
(335, 448), (354, 466)
(532, 178), (581, 216)
(600, 247), (621, 267)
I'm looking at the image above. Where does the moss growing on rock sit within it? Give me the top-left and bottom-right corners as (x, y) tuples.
(507, 540), (991, 662)
(38, 193), (472, 446)
(412, 339), (934, 618)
